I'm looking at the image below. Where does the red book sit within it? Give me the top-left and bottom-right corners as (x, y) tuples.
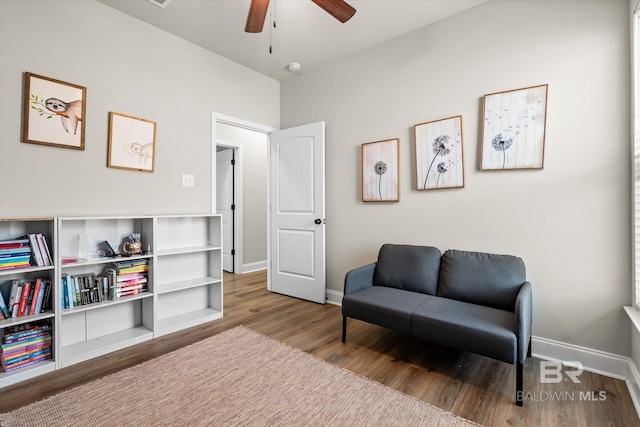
(17, 282), (31, 317)
(29, 279), (42, 315)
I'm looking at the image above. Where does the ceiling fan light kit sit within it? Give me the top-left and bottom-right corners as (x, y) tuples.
(245, 0), (356, 33)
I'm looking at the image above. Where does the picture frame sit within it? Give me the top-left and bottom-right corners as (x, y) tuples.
(480, 84), (548, 170)
(362, 138), (400, 202)
(414, 115), (464, 190)
(107, 112), (156, 172)
(23, 72), (87, 150)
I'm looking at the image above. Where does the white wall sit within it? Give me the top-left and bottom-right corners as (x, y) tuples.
(216, 123), (268, 266)
(281, 0), (631, 356)
(0, 0), (279, 217)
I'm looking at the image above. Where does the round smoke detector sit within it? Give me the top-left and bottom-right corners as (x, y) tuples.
(287, 62), (301, 72)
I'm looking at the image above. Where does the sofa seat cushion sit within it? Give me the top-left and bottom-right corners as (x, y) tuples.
(411, 296), (517, 364)
(342, 286), (432, 335)
(373, 244), (441, 295)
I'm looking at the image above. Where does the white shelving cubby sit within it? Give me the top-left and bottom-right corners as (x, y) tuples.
(154, 215), (223, 337)
(0, 218), (56, 388)
(56, 216), (155, 368)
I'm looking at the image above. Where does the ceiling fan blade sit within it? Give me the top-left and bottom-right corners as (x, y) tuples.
(245, 0), (270, 33)
(311, 0), (356, 23)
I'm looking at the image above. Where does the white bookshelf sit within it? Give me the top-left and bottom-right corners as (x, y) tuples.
(56, 216), (155, 369)
(0, 214), (223, 386)
(0, 218), (57, 388)
(154, 215), (223, 337)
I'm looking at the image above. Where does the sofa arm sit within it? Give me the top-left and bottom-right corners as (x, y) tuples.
(344, 263), (376, 295)
(515, 281), (532, 363)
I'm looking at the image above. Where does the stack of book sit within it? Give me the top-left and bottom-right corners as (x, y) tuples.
(61, 273), (107, 309)
(0, 321), (53, 373)
(0, 279), (52, 320)
(0, 238), (32, 271)
(109, 259), (149, 299)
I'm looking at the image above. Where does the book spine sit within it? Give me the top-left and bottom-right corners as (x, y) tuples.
(28, 279), (42, 315)
(11, 285), (23, 317)
(0, 287), (10, 318)
(28, 234), (44, 267)
(61, 276), (69, 309)
(17, 282), (31, 317)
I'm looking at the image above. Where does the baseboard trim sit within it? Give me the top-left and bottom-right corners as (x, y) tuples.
(240, 260), (267, 274)
(326, 289), (342, 306)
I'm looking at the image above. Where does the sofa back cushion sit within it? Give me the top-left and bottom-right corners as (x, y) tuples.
(373, 244), (441, 295)
(437, 249), (525, 312)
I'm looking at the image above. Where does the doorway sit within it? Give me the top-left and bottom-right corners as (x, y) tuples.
(212, 113), (274, 275)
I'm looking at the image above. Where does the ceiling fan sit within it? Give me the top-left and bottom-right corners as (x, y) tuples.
(245, 0), (356, 33)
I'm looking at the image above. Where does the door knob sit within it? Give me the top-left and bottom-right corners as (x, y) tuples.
(314, 218), (322, 225)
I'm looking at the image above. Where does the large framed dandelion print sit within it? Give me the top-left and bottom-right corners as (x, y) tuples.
(362, 138), (400, 202)
(481, 84), (548, 170)
(414, 115), (464, 191)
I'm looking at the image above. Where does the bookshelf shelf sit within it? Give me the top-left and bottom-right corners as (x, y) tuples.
(0, 310), (55, 328)
(156, 277), (221, 295)
(156, 307), (223, 337)
(0, 214), (223, 387)
(0, 359), (56, 388)
(0, 265), (55, 277)
(60, 291), (154, 316)
(60, 254), (153, 269)
(59, 325), (153, 368)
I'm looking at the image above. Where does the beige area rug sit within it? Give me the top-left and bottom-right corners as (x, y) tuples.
(1, 326), (481, 427)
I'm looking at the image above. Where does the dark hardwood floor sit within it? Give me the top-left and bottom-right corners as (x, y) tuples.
(1, 270), (638, 426)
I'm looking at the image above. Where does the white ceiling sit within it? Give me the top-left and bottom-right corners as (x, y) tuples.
(98, 0), (486, 81)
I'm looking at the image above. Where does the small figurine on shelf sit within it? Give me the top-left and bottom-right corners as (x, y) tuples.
(122, 233), (142, 256)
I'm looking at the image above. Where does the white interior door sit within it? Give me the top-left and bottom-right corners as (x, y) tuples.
(216, 148), (234, 272)
(269, 122), (325, 304)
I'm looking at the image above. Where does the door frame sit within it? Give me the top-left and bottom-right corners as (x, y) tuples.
(211, 112), (275, 278)
(215, 142), (239, 273)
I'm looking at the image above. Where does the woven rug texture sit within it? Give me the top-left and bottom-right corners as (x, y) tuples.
(0, 326), (481, 426)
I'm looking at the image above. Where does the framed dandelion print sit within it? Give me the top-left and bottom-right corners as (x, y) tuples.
(414, 115), (464, 190)
(108, 112), (156, 172)
(481, 84), (548, 170)
(23, 72), (86, 150)
(362, 138), (399, 202)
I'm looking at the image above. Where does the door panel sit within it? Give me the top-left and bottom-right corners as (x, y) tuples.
(270, 122), (325, 303)
(216, 148), (234, 272)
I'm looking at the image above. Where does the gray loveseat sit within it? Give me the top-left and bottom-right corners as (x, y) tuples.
(341, 244), (532, 406)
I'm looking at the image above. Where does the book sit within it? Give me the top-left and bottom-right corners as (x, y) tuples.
(41, 281), (52, 312)
(7, 280), (20, 310)
(17, 282), (31, 317)
(36, 234), (52, 266)
(11, 284), (23, 317)
(29, 279), (42, 315)
(61, 275), (69, 309)
(27, 234), (44, 267)
(0, 247), (32, 255)
(0, 250), (31, 259)
(33, 282), (47, 314)
(0, 286), (9, 318)
(24, 281), (36, 315)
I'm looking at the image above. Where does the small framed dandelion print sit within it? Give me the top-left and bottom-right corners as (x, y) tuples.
(414, 115), (464, 190)
(108, 112), (156, 172)
(480, 84), (548, 170)
(362, 138), (399, 202)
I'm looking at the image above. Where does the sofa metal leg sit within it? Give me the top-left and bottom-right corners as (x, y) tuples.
(516, 361), (524, 407)
(342, 316), (347, 343)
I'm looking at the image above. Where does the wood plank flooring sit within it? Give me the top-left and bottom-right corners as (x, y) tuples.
(1, 270), (638, 426)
